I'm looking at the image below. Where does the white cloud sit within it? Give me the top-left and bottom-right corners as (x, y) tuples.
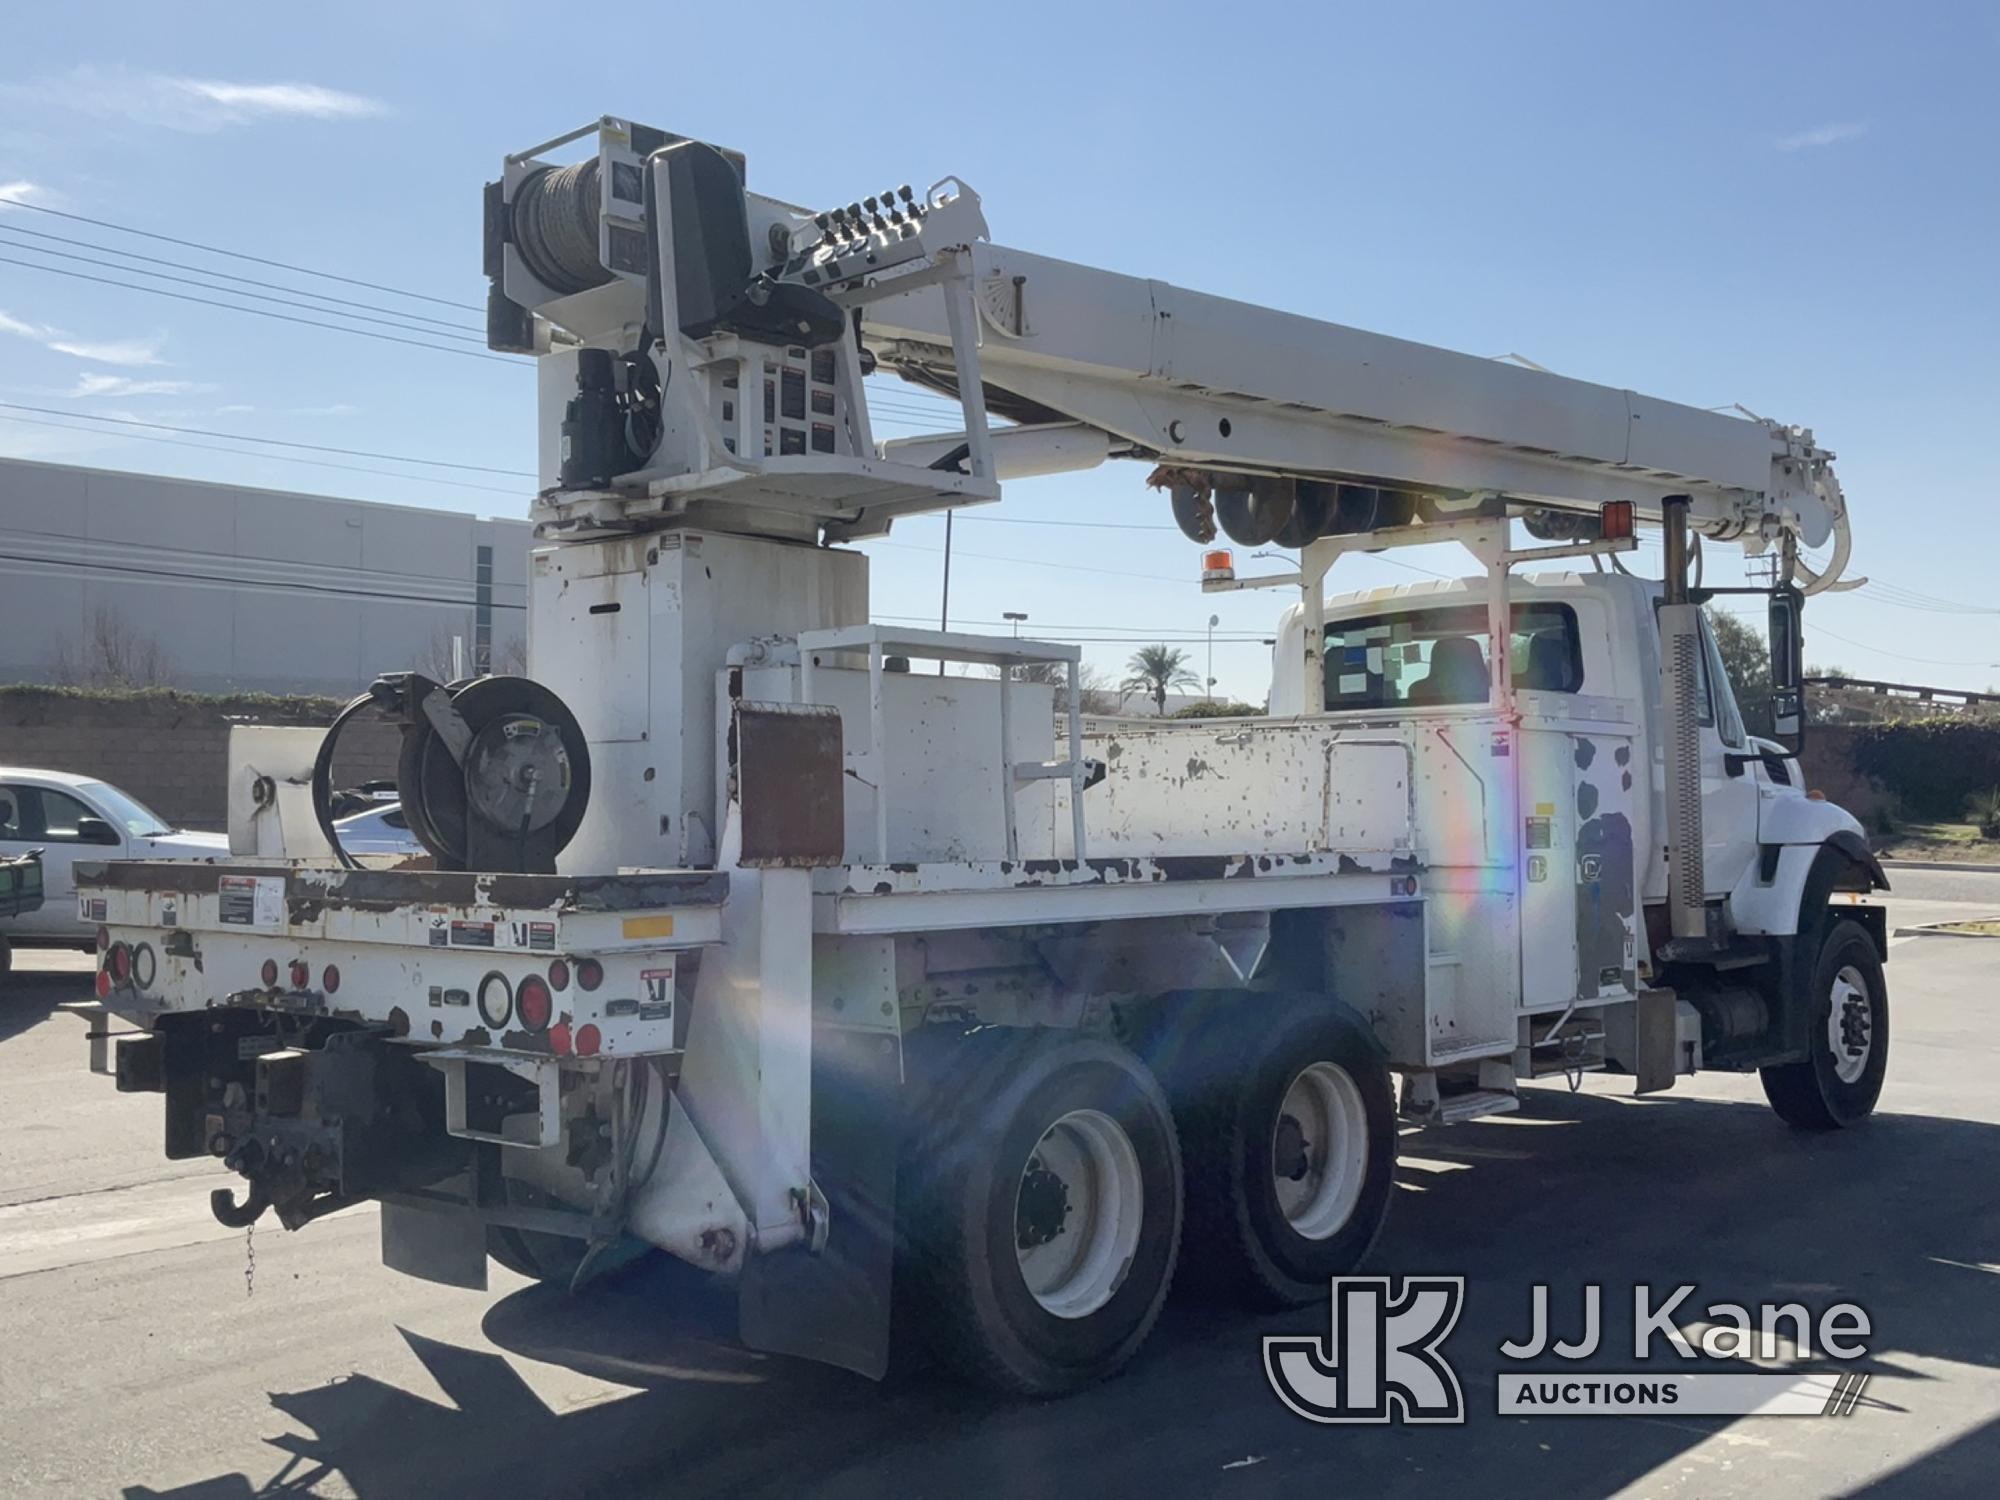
(69, 372), (211, 398)
(42, 332), (168, 366)
(213, 403), (256, 415)
(0, 179), (49, 207)
(0, 65), (389, 134)
(180, 80), (385, 121)
(0, 306), (168, 366)
(289, 402), (359, 417)
(1777, 121), (1867, 152)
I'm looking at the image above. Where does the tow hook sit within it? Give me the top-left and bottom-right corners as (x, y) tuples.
(210, 1182), (270, 1228)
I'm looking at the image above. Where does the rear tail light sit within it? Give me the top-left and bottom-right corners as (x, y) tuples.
(1600, 499), (1636, 540)
(322, 965), (341, 994)
(477, 972), (513, 1029)
(260, 958), (279, 987)
(547, 958), (571, 991)
(576, 958), (604, 993)
(95, 925), (110, 953)
(574, 1023), (602, 1057)
(289, 960), (311, 991)
(106, 943), (131, 985)
(95, 970), (112, 999)
(516, 974), (553, 1032)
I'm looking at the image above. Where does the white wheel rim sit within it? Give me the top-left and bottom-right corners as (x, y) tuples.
(1272, 1062), (1369, 1241)
(1827, 965), (1873, 1085)
(1013, 1108), (1144, 1320)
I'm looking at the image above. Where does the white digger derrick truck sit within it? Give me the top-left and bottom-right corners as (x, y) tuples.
(74, 117), (1888, 1395)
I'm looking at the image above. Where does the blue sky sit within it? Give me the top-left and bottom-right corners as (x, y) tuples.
(3, 2), (1996, 698)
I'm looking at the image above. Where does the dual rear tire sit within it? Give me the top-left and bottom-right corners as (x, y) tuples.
(897, 1000), (1396, 1394)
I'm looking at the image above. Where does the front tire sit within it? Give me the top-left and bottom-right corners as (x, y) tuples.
(1761, 919), (1889, 1129)
(898, 1030), (1183, 1396)
(1164, 999), (1397, 1306)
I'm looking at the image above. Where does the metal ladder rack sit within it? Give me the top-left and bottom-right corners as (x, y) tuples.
(796, 625), (1091, 865)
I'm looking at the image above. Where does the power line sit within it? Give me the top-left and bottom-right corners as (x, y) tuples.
(0, 234), (488, 343)
(0, 411), (530, 499)
(0, 548), (524, 612)
(0, 402), (535, 478)
(0, 221), (483, 336)
(1808, 622), (1996, 669)
(0, 197), (481, 313)
(0, 254), (521, 365)
(867, 538), (1187, 584)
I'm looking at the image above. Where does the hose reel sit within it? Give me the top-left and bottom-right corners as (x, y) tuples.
(313, 674), (592, 874)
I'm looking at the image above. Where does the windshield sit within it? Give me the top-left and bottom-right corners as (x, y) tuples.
(79, 782), (174, 838)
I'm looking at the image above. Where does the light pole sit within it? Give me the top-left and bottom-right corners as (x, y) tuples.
(1207, 614), (1219, 703)
(1003, 611), (1028, 638)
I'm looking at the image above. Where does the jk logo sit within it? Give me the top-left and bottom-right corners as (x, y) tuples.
(1264, 1276), (1466, 1424)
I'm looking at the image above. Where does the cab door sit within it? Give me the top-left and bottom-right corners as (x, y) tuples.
(1694, 614), (1759, 898)
(0, 784), (126, 938)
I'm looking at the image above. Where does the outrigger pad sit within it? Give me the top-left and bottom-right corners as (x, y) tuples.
(733, 701), (844, 869)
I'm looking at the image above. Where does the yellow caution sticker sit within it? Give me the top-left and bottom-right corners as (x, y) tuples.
(622, 913), (676, 940)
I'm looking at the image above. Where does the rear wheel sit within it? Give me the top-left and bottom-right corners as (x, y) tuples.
(1761, 919), (1888, 1129)
(486, 1179), (587, 1285)
(1162, 998), (1397, 1306)
(898, 1029), (1182, 1395)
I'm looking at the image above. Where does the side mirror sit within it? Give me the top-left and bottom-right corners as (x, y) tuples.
(1768, 585), (1804, 749)
(75, 816), (122, 847)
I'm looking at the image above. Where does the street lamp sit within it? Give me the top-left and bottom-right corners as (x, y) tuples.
(1207, 614), (1220, 702)
(1003, 611), (1028, 638)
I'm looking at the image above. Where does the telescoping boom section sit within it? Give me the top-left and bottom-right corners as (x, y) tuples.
(71, 118), (1884, 1399)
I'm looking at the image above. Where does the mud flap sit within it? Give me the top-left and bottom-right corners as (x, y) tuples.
(737, 1024), (900, 1379)
(1633, 989), (1682, 1095)
(381, 1200), (489, 1290)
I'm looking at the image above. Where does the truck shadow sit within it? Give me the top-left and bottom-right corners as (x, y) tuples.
(123, 1085), (2000, 1499)
(0, 963), (85, 1045)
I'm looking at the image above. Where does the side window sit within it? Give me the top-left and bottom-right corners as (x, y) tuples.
(1323, 602), (1581, 709)
(0, 785), (25, 839)
(1698, 614), (1747, 747)
(36, 788), (101, 842)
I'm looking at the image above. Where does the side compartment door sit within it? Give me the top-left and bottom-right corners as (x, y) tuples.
(1571, 732), (1640, 998)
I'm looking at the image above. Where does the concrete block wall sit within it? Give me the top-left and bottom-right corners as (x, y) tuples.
(0, 690), (401, 831)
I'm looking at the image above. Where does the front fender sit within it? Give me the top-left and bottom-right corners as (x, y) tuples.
(1734, 792), (1885, 938)
(1758, 786), (1865, 849)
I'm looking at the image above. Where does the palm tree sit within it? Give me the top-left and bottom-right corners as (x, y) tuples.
(1121, 644), (1201, 715)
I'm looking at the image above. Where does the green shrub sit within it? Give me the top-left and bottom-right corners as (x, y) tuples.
(1849, 721), (2000, 821)
(1970, 787), (2000, 841)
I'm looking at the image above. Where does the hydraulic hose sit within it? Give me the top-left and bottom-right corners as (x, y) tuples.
(310, 690), (378, 870)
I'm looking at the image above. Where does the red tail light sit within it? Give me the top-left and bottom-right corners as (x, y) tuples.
(94, 970), (111, 999)
(516, 974), (553, 1032)
(289, 960), (311, 991)
(106, 943), (131, 985)
(260, 958), (279, 987)
(548, 1021), (573, 1056)
(574, 1023), (602, 1057)
(322, 965), (341, 994)
(548, 958), (571, 992)
(576, 958), (603, 993)
(95, 925), (110, 953)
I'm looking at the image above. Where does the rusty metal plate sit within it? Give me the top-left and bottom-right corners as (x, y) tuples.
(734, 701), (844, 868)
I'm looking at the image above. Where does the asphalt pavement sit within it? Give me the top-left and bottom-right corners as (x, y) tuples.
(2, 873), (1997, 1498)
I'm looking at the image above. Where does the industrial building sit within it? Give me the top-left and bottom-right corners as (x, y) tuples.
(0, 457), (530, 696)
